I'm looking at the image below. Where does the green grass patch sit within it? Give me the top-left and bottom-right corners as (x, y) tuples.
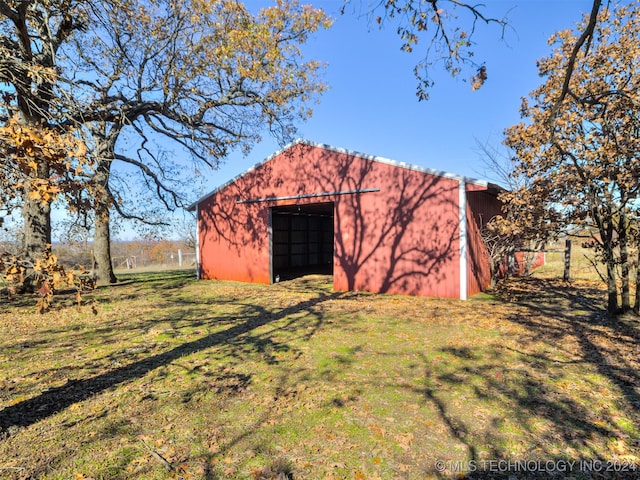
(0, 270), (639, 479)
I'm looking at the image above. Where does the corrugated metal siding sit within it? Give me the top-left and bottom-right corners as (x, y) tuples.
(466, 190), (503, 295)
(332, 160), (460, 297)
(198, 191), (272, 284)
(198, 143), (464, 298)
(466, 190), (503, 231)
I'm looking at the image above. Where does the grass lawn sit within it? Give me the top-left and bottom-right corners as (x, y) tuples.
(0, 261), (639, 479)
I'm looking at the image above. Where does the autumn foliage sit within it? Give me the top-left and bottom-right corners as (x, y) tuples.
(0, 117), (93, 212)
(500, 2), (640, 314)
(1, 246), (94, 313)
(0, 116), (97, 307)
(1, 0), (331, 293)
(367, 0), (507, 99)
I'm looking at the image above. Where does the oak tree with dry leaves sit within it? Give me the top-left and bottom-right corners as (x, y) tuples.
(1, 0), (331, 291)
(502, 2), (640, 315)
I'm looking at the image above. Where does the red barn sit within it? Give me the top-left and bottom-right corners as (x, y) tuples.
(189, 140), (505, 299)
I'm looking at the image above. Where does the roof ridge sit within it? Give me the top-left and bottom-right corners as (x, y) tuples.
(187, 139), (495, 210)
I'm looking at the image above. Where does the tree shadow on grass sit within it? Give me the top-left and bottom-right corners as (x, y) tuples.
(0, 289), (341, 434)
(494, 277), (640, 423)
(390, 277), (639, 479)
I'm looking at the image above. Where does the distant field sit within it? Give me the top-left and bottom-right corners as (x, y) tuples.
(113, 264), (197, 275)
(536, 241), (607, 282)
(0, 259), (638, 478)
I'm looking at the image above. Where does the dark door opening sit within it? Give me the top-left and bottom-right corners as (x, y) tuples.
(270, 202), (334, 282)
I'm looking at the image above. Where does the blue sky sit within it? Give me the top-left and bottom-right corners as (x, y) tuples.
(198, 0), (596, 198)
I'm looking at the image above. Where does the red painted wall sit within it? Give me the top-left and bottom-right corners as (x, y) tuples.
(197, 142), (484, 298)
(466, 189), (504, 296)
(465, 189), (546, 294)
(514, 251), (546, 274)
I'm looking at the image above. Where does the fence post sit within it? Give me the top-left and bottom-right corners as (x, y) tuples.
(178, 249), (182, 267)
(563, 239), (572, 282)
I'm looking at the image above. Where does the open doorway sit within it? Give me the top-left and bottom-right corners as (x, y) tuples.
(270, 202), (334, 282)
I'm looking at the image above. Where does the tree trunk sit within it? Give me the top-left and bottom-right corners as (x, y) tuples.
(619, 211), (630, 312)
(563, 239), (572, 282)
(22, 154), (51, 292)
(634, 246), (640, 314)
(92, 159), (117, 285)
(93, 205), (117, 285)
(597, 217), (619, 315)
(605, 257), (618, 315)
(21, 172), (52, 292)
(600, 222), (618, 315)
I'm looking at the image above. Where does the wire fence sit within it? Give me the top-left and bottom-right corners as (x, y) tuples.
(112, 250), (197, 270)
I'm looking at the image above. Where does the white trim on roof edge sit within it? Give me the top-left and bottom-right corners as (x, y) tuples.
(187, 138), (495, 210)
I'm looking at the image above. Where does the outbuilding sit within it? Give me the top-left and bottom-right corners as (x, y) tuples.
(189, 139), (505, 299)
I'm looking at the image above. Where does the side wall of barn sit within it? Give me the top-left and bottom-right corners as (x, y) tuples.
(465, 189), (503, 296)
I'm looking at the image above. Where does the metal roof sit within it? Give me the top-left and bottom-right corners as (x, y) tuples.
(187, 138), (502, 211)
